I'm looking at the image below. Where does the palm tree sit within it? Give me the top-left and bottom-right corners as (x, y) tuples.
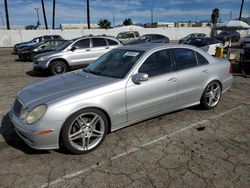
(98, 19), (111, 29)
(123, 18), (133, 26)
(87, 0), (90, 29)
(211, 8), (219, 37)
(52, 0), (56, 29)
(4, 0), (10, 30)
(41, 0), (48, 29)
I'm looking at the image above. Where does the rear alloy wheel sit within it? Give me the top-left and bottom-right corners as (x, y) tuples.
(50, 61), (68, 75)
(201, 81), (222, 109)
(61, 108), (108, 154)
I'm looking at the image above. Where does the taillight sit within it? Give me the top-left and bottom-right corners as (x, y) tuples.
(229, 64), (232, 74)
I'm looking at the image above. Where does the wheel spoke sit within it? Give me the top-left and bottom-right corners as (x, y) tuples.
(86, 137), (90, 150)
(69, 130), (82, 140)
(206, 92), (212, 97)
(89, 115), (100, 127)
(91, 129), (103, 138)
(82, 136), (86, 149)
(208, 96), (213, 105)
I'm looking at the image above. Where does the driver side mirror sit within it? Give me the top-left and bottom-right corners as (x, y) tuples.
(70, 46), (77, 51)
(132, 73), (149, 84)
(41, 45), (45, 49)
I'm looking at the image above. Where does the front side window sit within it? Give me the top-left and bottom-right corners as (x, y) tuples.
(73, 39), (90, 49)
(85, 49), (144, 78)
(174, 48), (197, 70)
(139, 50), (173, 77)
(92, 38), (107, 47)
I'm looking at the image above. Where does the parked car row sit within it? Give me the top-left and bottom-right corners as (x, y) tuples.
(13, 33), (171, 75)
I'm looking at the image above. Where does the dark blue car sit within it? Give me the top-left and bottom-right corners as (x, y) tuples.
(13, 35), (63, 54)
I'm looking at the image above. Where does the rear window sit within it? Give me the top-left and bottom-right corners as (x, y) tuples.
(174, 48), (197, 70)
(106, 39), (118, 46)
(92, 38), (107, 47)
(196, 52), (209, 65)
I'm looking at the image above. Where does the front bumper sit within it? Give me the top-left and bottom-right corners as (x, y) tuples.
(33, 58), (50, 71)
(9, 111), (62, 150)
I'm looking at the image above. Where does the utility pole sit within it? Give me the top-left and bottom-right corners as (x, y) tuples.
(86, 0), (90, 29)
(52, 0), (56, 29)
(113, 12), (115, 28)
(4, 0), (10, 30)
(35, 8), (40, 26)
(239, 0), (244, 20)
(151, 9), (154, 28)
(41, 0), (48, 29)
(0, 11), (5, 26)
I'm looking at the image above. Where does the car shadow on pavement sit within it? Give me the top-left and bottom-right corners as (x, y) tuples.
(26, 70), (51, 77)
(0, 113), (50, 155)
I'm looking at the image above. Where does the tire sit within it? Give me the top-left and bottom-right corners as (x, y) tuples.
(50, 60), (68, 75)
(200, 81), (222, 110)
(61, 108), (108, 154)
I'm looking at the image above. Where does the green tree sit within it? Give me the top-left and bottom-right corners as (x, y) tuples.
(210, 8), (219, 37)
(123, 18), (133, 26)
(98, 19), (111, 29)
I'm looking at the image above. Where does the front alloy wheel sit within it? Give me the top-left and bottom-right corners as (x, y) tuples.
(61, 108), (108, 154)
(201, 81), (222, 109)
(50, 61), (68, 75)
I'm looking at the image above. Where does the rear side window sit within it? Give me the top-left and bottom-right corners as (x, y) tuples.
(106, 39), (118, 46)
(139, 49), (173, 77)
(92, 38), (107, 47)
(174, 49), (197, 70)
(74, 39), (90, 49)
(196, 52), (209, 65)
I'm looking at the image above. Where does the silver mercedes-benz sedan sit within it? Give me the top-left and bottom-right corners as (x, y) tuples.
(10, 43), (233, 154)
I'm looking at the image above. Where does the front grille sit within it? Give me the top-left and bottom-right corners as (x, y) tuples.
(13, 99), (23, 117)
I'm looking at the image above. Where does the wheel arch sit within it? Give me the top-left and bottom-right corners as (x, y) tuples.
(49, 58), (69, 69)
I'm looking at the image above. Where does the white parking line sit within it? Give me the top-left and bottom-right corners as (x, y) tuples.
(41, 105), (243, 188)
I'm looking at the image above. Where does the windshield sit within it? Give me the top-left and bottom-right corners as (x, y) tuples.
(184, 38), (202, 47)
(56, 40), (72, 51)
(85, 49), (144, 78)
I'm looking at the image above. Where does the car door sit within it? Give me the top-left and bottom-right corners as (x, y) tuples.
(67, 38), (92, 66)
(90, 38), (110, 61)
(126, 49), (177, 121)
(173, 48), (208, 107)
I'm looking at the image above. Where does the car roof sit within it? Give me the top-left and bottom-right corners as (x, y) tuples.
(117, 43), (215, 61)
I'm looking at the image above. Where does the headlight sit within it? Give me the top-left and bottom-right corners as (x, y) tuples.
(26, 105), (47, 124)
(38, 56), (48, 61)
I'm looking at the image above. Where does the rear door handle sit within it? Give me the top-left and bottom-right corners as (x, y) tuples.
(86, 48), (90, 51)
(201, 69), (208, 75)
(168, 77), (177, 83)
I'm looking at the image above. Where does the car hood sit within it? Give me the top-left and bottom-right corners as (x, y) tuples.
(17, 70), (117, 108)
(34, 50), (63, 60)
(16, 41), (33, 47)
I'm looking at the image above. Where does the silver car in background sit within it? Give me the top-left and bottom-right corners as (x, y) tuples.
(33, 35), (122, 75)
(10, 43), (233, 154)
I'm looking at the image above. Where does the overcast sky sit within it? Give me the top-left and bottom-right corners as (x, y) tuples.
(0, 0), (249, 27)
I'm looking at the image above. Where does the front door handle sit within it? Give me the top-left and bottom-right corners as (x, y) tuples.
(86, 48), (90, 51)
(105, 47), (110, 49)
(168, 77), (177, 83)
